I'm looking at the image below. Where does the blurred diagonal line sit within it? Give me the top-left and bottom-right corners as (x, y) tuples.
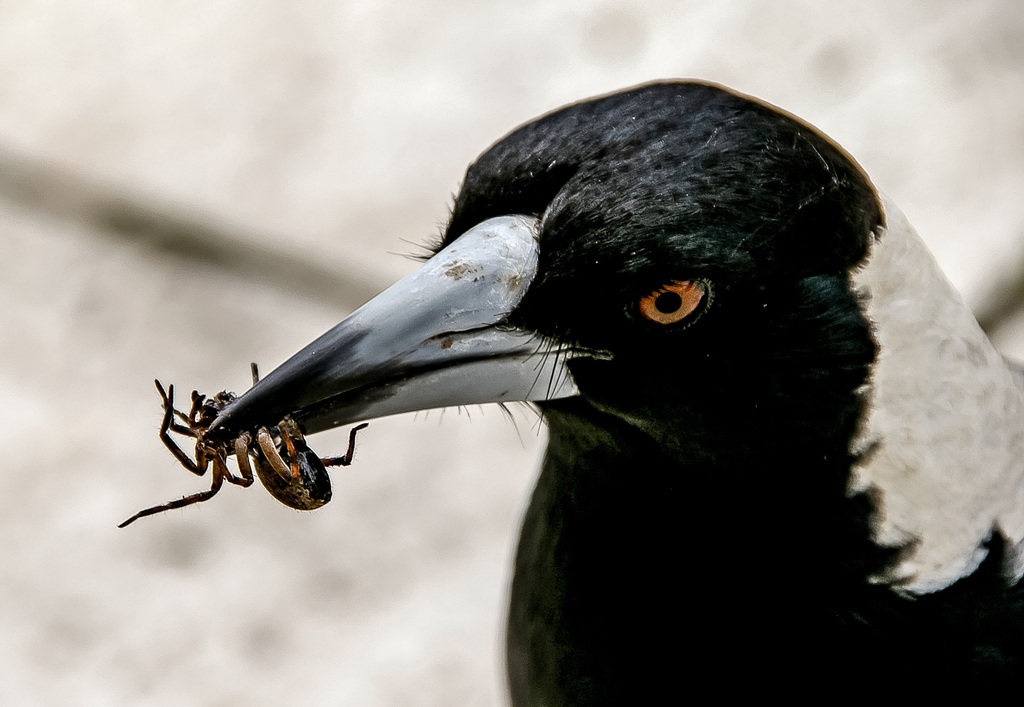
(0, 145), (384, 310)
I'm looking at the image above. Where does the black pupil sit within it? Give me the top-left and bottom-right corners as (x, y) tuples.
(655, 291), (682, 314)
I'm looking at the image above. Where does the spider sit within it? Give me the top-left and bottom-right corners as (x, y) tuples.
(119, 370), (368, 527)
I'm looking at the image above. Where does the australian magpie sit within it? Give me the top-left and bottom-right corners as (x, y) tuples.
(211, 81), (1024, 701)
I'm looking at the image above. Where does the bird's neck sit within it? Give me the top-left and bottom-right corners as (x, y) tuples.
(541, 377), (894, 594)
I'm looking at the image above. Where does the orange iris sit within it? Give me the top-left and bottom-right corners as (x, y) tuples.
(637, 280), (707, 325)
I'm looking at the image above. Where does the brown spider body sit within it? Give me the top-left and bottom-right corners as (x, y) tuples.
(119, 377), (367, 527)
(247, 421), (333, 510)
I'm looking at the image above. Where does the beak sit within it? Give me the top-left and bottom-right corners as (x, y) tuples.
(210, 215), (579, 436)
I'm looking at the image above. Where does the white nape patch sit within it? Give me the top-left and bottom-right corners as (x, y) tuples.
(850, 196), (1024, 594)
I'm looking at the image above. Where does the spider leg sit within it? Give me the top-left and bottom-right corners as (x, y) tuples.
(276, 416), (313, 479)
(188, 390), (206, 428)
(154, 379), (199, 437)
(321, 423), (369, 467)
(171, 410), (193, 432)
(156, 383), (206, 475)
(190, 443), (215, 477)
(233, 433), (256, 486)
(117, 466), (227, 528)
(154, 378), (172, 405)
(280, 427), (302, 479)
(257, 427), (292, 480)
(215, 444), (253, 488)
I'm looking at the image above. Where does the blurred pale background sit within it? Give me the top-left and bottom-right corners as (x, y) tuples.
(1, 2), (1023, 704)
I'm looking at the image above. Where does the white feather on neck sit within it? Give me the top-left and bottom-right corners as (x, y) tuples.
(849, 195), (1024, 594)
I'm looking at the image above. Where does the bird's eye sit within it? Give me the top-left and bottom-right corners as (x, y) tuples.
(636, 279), (711, 326)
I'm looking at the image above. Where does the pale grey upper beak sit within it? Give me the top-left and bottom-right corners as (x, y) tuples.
(211, 215), (579, 436)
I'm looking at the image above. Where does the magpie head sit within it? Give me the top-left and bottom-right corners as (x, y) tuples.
(450, 83), (884, 453)
(211, 81), (885, 462)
